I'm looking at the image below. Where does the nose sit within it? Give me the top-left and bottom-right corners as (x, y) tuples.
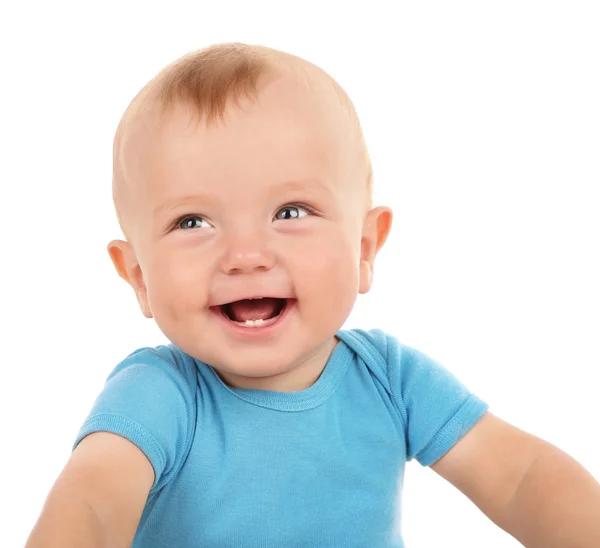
(219, 229), (276, 275)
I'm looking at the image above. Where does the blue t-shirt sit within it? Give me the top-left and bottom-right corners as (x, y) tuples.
(73, 328), (488, 547)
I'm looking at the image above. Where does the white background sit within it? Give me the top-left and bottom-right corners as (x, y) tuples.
(1, 1), (599, 546)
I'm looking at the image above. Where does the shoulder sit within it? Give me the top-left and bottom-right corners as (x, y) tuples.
(337, 327), (388, 356)
(109, 343), (198, 389)
(336, 327), (402, 392)
(73, 343), (200, 493)
(336, 327), (411, 367)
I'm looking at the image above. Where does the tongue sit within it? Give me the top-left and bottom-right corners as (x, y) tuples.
(227, 298), (280, 322)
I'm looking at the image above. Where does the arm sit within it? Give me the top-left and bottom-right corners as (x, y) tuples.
(430, 411), (600, 547)
(26, 493), (107, 548)
(26, 431), (154, 548)
(502, 441), (600, 547)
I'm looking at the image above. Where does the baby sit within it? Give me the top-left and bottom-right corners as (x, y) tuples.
(27, 43), (600, 548)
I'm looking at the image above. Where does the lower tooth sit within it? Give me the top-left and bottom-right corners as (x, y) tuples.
(245, 319), (264, 327)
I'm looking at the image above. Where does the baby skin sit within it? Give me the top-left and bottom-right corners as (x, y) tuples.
(26, 44), (600, 548)
(108, 56), (392, 392)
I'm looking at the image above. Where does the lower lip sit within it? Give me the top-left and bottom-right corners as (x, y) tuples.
(212, 299), (296, 339)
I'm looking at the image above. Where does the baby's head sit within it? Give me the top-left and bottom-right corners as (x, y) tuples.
(108, 43), (392, 391)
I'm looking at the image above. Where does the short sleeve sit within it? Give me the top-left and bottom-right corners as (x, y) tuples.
(72, 347), (196, 494)
(388, 339), (489, 467)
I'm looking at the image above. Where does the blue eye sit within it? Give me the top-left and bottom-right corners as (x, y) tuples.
(171, 204), (314, 232)
(177, 216), (211, 230)
(275, 205), (310, 220)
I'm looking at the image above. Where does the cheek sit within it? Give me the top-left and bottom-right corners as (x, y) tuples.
(296, 231), (360, 298)
(144, 249), (209, 315)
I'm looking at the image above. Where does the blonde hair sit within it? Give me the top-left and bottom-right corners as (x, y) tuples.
(113, 43), (372, 239)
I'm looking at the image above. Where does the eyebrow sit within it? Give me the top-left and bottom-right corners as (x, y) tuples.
(153, 179), (332, 216)
(154, 192), (219, 217)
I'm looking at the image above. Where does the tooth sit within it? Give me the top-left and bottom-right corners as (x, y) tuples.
(244, 319), (264, 326)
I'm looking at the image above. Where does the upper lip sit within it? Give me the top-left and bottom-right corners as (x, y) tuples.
(210, 295), (292, 307)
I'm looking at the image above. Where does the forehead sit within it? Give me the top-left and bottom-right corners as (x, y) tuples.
(125, 76), (361, 213)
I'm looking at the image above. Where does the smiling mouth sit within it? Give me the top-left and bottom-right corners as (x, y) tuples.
(216, 297), (289, 327)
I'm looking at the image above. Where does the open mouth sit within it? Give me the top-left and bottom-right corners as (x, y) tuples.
(216, 297), (290, 328)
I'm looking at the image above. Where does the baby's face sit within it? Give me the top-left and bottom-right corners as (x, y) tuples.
(112, 76), (385, 391)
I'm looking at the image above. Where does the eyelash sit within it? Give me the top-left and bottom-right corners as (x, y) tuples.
(171, 203), (317, 231)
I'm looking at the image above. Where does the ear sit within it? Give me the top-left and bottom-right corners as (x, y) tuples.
(359, 206), (393, 294)
(107, 239), (153, 318)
